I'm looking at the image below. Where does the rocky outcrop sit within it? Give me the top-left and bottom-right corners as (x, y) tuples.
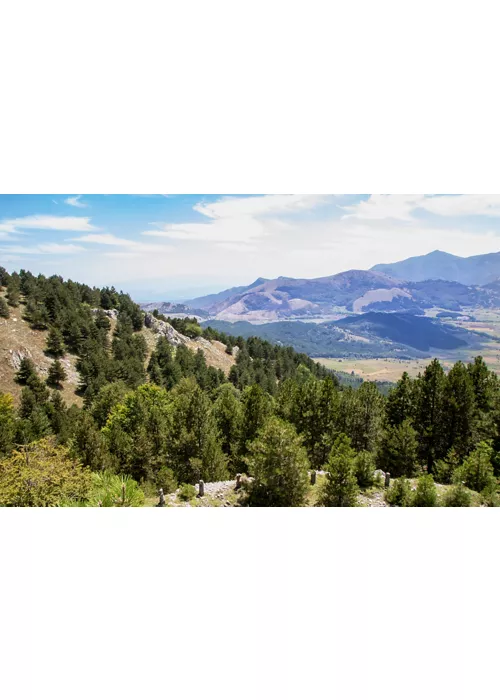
(9, 347), (33, 370)
(91, 308), (118, 320)
(143, 313), (190, 347)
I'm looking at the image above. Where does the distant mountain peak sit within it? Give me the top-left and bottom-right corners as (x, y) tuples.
(371, 250), (500, 286)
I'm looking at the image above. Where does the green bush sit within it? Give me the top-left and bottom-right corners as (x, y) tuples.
(244, 417), (310, 507)
(442, 483), (473, 507)
(178, 483), (197, 502)
(87, 472), (145, 507)
(354, 451), (376, 489)
(412, 475), (438, 507)
(0, 298), (9, 319)
(320, 434), (358, 507)
(156, 467), (178, 494)
(434, 449), (460, 485)
(453, 442), (496, 493)
(385, 477), (412, 507)
(480, 482), (499, 507)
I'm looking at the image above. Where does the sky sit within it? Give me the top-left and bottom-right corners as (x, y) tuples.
(1, 193), (500, 300)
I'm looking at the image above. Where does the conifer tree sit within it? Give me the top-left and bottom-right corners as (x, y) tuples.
(442, 361), (476, 460)
(0, 393), (16, 456)
(0, 297), (9, 319)
(15, 357), (37, 385)
(244, 417), (309, 507)
(47, 359), (67, 388)
(321, 434), (359, 507)
(376, 419), (419, 478)
(239, 384), (274, 459)
(453, 442), (497, 493)
(46, 326), (66, 357)
(6, 282), (20, 307)
(213, 384), (243, 471)
(167, 378), (228, 484)
(414, 359), (447, 470)
(386, 372), (415, 426)
(412, 475), (438, 507)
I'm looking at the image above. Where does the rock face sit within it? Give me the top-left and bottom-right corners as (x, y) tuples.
(9, 347), (33, 370)
(91, 308), (118, 320)
(143, 313), (190, 347)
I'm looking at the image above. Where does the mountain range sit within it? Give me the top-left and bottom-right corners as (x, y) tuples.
(371, 249), (500, 286)
(144, 251), (499, 322)
(161, 270), (500, 322)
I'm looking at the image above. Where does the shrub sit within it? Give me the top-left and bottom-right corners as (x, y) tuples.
(156, 467), (178, 494)
(453, 442), (496, 493)
(0, 298), (9, 319)
(0, 438), (91, 507)
(443, 483), (473, 507)
(87, 471), (145, 507)
(434, 449), (460, 485)
(178, 483), (197, 502)
(412, 475), (438, 507)
(15, 357), (37, 385)
(480, 482), (499, 507)
(354, 451), (376, 489)
(320, 434), (358, 507)
(244, 417), (309, 507)
(47, 359), (67, 388)
(385, 477), (412, 507)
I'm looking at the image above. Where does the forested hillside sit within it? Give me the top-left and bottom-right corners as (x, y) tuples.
(1, 266), (500, 507)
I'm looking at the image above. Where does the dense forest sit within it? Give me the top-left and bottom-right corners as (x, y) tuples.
(1, 267), (500, 507)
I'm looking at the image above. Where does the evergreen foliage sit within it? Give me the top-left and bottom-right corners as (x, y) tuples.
(0, 297), (9, 318)
(244, 417), (310, 507)
(320, 434), (359, 507)
(412, 474), (438, 507)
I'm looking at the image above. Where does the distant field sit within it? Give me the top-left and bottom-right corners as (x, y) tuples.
(318, 357), (453, 382)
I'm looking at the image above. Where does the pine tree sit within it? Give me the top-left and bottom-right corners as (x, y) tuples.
(412, 475), (438, 507)
(0, 297), (9, 319)
(167, 378), (228, 484)
(70, 412), (111, 471)
(46, 326), (66, 357)
(442, 361), (476, 460)
(6, 283), (19, 307)
(213, 384), (243, 471)
(0, 393), (16, 456)
(453, 442), (497, 493)
(47, 359), (67, 388)
(354, 451), (376, 489)
(414, 359), (447, 470)
(15, 357), (37, 385)
(386, 372), (415, 426)
(239, 384), (273, 460)
(244, 417), (310, 507)
(321, 434), (359, 507)
(376, 419), (419, 478)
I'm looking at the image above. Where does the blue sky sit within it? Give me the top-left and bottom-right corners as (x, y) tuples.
(1, 194), (500, 300)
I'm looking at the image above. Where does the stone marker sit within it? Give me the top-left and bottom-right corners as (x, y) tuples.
(310, 471), (317, 486)
(198, 480), (205, 498)
(385, 472), (391, 489)
(157, 488), (165, 507)
(235, 474), (242, 490)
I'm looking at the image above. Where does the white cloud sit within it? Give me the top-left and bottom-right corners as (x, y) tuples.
(142, 194), (334, 244)
(1, 215), (98, 232)
(73, 233), (133, 246)
(193, 194), (332, 219)
(73, 233), (173, 255)
(0, 243), (84, 255)
(65, 195), (88, 208)
(343, 194), (500, 221)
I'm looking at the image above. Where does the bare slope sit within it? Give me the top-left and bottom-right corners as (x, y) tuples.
(0, 305), (82, 406)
